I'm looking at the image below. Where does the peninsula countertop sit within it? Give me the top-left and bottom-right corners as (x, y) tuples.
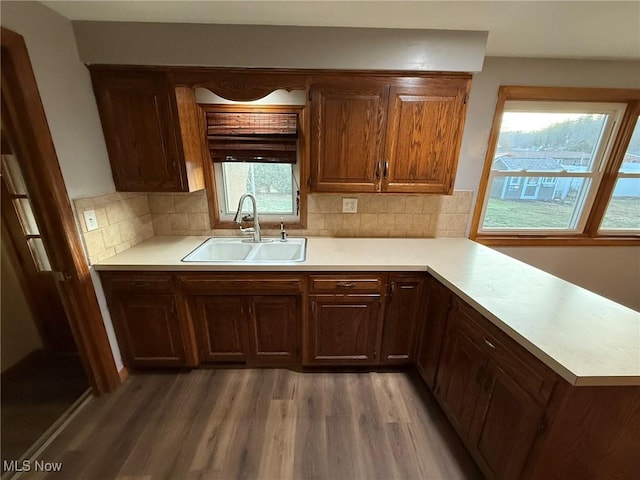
(94, 236), (640, 387)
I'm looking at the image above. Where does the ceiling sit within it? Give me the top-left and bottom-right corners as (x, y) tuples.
(42, 1), (640, 60)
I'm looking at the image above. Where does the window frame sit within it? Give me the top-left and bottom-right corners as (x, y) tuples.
(471, 86), (640, 246)
(201, 103), (309, 230)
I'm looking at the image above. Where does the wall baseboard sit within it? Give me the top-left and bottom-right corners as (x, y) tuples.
(118, 366), (129, 383)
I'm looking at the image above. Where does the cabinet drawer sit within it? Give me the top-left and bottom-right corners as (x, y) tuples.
(455, 300), (557, 405)
(309, 275), (383, 293)
(177, 273), (303, 294)
(100, 272), (174, 294)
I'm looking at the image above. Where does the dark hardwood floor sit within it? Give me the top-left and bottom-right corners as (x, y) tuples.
(19, 369), (481, 480)
(1, 352), (88, 464)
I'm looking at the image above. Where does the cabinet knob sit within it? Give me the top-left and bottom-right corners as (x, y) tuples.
(375, 160), (382, 179)
(336, 281), (356, 288)
(383, 160), (389, 179)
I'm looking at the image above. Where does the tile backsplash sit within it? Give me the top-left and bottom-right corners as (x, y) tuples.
(304, 191), (473, 238)
(147, 190), (474, 238)
(74, 189), (473, 263)
(73, 192), (154, 264)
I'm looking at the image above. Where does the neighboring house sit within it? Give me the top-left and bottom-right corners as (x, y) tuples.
(617, 153), (640, 197)
(489, 151), (640, 201)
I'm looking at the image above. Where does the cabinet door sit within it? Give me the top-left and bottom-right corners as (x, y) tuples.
(311, 81), (388, 192)
(308, 294), (382, 364)
(111, 293), (186, 367)
(416, 277), (453, 388)
(435, 318), (488, 439)
(383, 78), (469, 193)
(467, 365), (545, 480)
(380, 275), (424, 364)
(91, 71), (184, 192)
(189, 296), (248, 363)
(248, 296), (300, 366)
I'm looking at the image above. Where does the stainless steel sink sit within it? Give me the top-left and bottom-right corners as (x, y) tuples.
(182, 237), (306, 263)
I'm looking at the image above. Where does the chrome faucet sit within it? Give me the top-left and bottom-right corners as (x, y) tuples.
(233, 193), (261, 242)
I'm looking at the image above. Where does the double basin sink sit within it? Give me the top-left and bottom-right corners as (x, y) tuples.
(182, 237), (307, 263)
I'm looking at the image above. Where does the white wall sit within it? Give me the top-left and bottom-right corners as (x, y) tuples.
(495, 246), (640, 311)
(1, 240), (43, 372)
(457, 57), (640, 311)
(0, 1), (115, 199)
(0, 1), (123, 370)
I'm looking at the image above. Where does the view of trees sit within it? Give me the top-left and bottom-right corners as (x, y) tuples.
(245, 163), (293, 195)
(497, 114), (640, 155)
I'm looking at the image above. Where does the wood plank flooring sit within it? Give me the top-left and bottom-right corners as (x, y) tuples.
(1, 352), (88, 463)
(18, 369), (481, 480)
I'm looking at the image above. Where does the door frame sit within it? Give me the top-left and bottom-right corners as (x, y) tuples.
(1, 27), (120, 394)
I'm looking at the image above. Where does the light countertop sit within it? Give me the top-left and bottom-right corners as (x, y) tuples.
(94, 236), (640, 387)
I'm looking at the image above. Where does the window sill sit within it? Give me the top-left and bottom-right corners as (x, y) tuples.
(472, 235), (640, 247)
(212, 220), (306, 231)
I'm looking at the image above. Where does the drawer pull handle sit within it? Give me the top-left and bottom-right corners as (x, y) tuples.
(336, 282), (356, 288)
(484, 338), (496, 350)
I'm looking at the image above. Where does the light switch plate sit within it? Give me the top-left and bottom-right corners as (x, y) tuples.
(83, 209), (99, 231)
(342, 198), (358, 213)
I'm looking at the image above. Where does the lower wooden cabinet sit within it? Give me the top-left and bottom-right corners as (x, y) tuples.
(248, 295), (300, 365)
(435, 297), (556, 480)
(416, 275), (453, 387)
(467, 363), (545, 480)
(189, 295), (248, 362)
(187, 294), (300, 366)
(101, 272), (196, 368)
(109, 293), (188, 367)
(380, 275), (424, 364)
(435, 312), (488, 437)
(308, 294), (382, 364)
(306, 273), (425, 366)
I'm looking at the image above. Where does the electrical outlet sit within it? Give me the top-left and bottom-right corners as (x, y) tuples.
(83, 210), (99, 231)
(342, 198), (358, 213)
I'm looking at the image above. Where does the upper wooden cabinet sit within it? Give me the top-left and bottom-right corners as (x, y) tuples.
(90, 68), (205, 192)
(310, 79), (388, 192)
(310, 75), (471, 194)
(89, 67), (469, 194)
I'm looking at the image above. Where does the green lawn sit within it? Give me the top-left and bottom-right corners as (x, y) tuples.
(483, 198), (639, 230)
(601, 197), (640, 230)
